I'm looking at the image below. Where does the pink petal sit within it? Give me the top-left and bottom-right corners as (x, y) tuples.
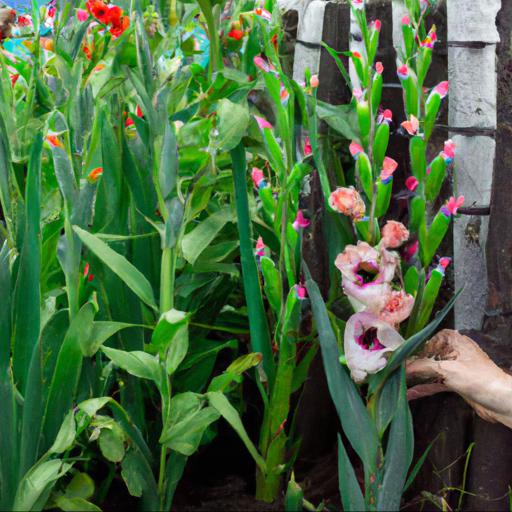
(405, 176), (419, 191)
(255, 116), (272, 130)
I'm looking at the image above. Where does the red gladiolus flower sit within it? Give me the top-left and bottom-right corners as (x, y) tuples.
(136, 105), (144, 118)
(405, 176), (419, 191)
(375, 61), (384, 74)
(47, 134), (63, 148)
(228, 28), (244, 40)
(10, 74), (19, 87)
(125, 117), (135, 128)
(18, 15), (31, 26)
(86, 0), (110, 24)
(88, 167), (103, 182)
(109, 6), (130, 37)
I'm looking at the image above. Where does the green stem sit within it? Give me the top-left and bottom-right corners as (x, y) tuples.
(158, 446), (168, 509)
(197, 0), (223, 78)
(160, 247), (176, 313)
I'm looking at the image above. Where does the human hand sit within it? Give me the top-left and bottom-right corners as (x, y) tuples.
(406, 330), (512, 428)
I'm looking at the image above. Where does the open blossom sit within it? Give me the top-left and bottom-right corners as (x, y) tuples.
(441, 139), (455, 164)
(329, 187), (366, 220)
(335, 242), (398, 312)
(401, 114), (420, 136)
(251, 167), (267, 189)
(381, 220), (409, 249)
(344, 312), (404, 382)
(292, 210), (310, 231)
(379, 290), (414, 325)
(441, 195), (464, 217)
(405, 176), (419, 192)
(380, 157), (398, 183)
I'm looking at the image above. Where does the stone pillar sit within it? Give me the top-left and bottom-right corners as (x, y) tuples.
(447, 0), (501, 330)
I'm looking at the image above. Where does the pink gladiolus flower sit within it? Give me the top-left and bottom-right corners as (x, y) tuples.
(254, 7), (272, 20)
(441, 139), (455, 164)
(421, 26), (437, 48)
(344, 311), (404, 382)
(255, 116), (272, 130)
(372, 19), (382, 31)
(379, 290), (415, 326)
(401, 114), (420, 136)
(397, 64), (409, 80)
(252, 167), (267, 189)
(405, 176), (419, 191)
(402, 14), (410, 25)
(77, 8), (89, 21)
(310, 74), (319, 88)
(380, 156), (398, 183)
(255, 236), (265, 257)
(377, 108), (392, 124)
(295, 284), (308, 300)
(375, 61), (384, 74)
(329, 187), (366, 220)
(335, 242), (399, 312)
(381, 220), (410, 249)
(439, 257), (451, 269)
(349, 141), (364, 159)
(254, 56), (272, 73)
(441, 195), (464, 217)
(293, 210), (310, 231)
(432, 81), (449, 99)
(304, 137), (312, 157)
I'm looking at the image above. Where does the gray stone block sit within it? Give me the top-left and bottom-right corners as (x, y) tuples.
(452, 135), (495, 205)
(296, 0), (326, 45)
(448, 0), (501, 43)
(293, 43), (322, 81)
(448, 45), (497, 129)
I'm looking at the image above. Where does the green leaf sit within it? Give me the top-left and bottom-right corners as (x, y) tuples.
(121, 451), (144, 498)
(73, 226), (157, 310)
(12, 133), (43, 392)
(181, 208), (233, 265)
(207, 391), (266, 474)
(306, 271), (378, 471)
(377, 369), (413, 510)
(160, 393), (220, 455)
(216, 99), (250, 151)
(13, 460), (72, 512)
(50, 411), (76, 454)
(43, 302), (95, 450)
(64, 472), (95, 500)
(284, 474), (303, 512)
(315, 101), (358, 140)
(54, 496), (101, 512)
(102, 347), (161, 384)
(260, 256), (282, 315)
(376, 369), (400, 437)
(99, 428), (125, 463)
(81, 321), (142, 357)
(337, 435), (366, 512)
(230, 144), (274, 382)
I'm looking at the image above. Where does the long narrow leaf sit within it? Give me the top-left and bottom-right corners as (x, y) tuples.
(337, 435), (366, 512)
(230, 143), (275, 382)
(306, 270), (378, 471)
(73, 226), (158, 311)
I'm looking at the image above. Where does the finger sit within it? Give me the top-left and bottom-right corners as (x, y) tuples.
(406, 358), (443, 381)
(407, 383), (450, 401)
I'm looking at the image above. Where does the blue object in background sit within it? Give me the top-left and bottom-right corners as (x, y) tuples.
(2, 0), (48, 11)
